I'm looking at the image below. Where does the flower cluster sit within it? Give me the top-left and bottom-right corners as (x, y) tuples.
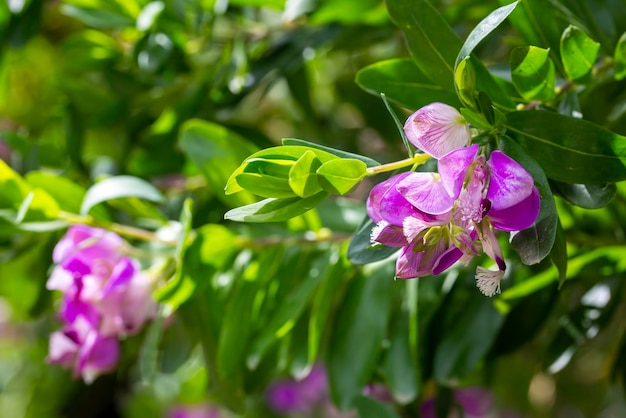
(46, 225), (157, 383)
(367, 103), (540, 296)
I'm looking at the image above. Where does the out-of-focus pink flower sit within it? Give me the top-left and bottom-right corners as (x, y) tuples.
(47, 315), (119, 384)
(168, 403), (221, 418)
(420, 387), (495, 418)
(47, 225), (157, 383)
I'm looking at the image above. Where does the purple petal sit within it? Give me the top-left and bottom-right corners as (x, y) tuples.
(454, 387), (494, 416)
(404, 103), (471, 158)
(78, 330), (119, 384)
(432, 246), (464, 275)
(396, 244), (429, 279)
(102, 256), (138, 296)
(488, 186), (541, 232)
(48, 330), (79, 367)
(486, 151), (535, 211)
(438, 144), (479, 199)
(371, 221), (409, 247)
(367, 172), (413, 225)
(396, 172), (454, 215)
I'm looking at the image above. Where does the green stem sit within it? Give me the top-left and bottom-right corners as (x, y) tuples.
(366, 153), (432, 176)
(57, 211), (177, 246)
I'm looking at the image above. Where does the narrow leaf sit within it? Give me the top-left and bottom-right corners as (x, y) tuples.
(224, 192), (329, 223)
(455, 1), (518, 67)
(550, 219), (568, 288)
(282, 138), (380, 168)
(615, 32), (626, 80)
(80, 175), (163, 215)
(354, 395), (402, 418)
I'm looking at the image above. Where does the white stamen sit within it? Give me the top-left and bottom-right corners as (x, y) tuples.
(476, 266), (504, 297)
(370, 221), (389, 244)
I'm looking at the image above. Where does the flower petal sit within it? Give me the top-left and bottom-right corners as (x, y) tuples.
(486, 151), (535, 211)
(404, 103), (471, 158)
(438, 144), (479, 199)
(488, 186), (540, 232)
(396, 172), (454, 215)
(367, 172), (415, 225)
(371, 221), (409, 247)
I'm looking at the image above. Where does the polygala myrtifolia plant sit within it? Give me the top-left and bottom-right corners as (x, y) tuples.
(224, 0), (626, 296)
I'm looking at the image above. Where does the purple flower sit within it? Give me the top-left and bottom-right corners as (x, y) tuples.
(266, 364), (330, 414)
(404, 103), (471, 158)
(367, 144), (540, 295)
(168, 404), (221, 418)
(47, 225), (157, 382)
(420, 387), (495, 418)
(47, 314), (119, 384)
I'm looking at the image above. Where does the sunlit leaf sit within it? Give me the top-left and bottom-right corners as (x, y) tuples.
(224, 192), (329, 223)
(560, 25), (600, 81)
(316, 159), (367, 195)
(80, 175), (164, 215)
(510, 46), (556, 101)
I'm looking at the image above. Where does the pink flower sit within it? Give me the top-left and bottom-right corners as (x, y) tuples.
(367, 144), (540, 295)
(47, 315), (119, 384)
(404, 103), (471, 158)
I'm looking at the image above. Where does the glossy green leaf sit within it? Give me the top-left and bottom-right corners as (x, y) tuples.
(455, 1), (518, 67)
(317, 159), (367, 195)
(499, 136), (557, 265)
(510, 46), (556, 101)
(354, 395), (402, 418)
(551, 181), (617, 209)
(235, 173), (296, 199)
(224, 192), (329, 223)
(282, 138), (380, 168)
(328, 260), (394, 410)
(356, 59), (461, 110)
(505, 110), (626, 183)
(384, 0), (460, 92)
(615, 32), (626, 80)
(434, 294), (505, 381)
(179, 119), (258, 206)
(347, 216), (398, 265)
(80, 175), (164, 215)
(288, 150), (323, 198)
(455, 57), (476, 108)
(561, 25), (600, 80)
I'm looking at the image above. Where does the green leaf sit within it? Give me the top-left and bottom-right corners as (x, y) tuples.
(235, 173), (296, 198)
(383, 312), (419, 404)
(224, 192), (330, 223)
(434, 294), (505, 381)
(560, 25), (600, 81)
(499, 136), (557, 265)
(246, 250), (329, 369)
(550, 218), (568, 288)
(60, 5), (134, 29)
(216, 279), (258, 380)
(551, 181), (617, 209)
(615, 32), (626, 80)
(308, 246), (350, 364)
(80, 175), (164, 215)
(454, 57), (476, 108)
(510, 46), (556, 101)
(138, 310), (164, 384)
(317, 159), (367, 195)
(288, 150), (323, 198)
(384, 0), (460, 92)
(356, 59), (462, 110)
(505, 110), (626, 183)
(455, 1), (519, 67)
(328, 260), (394, 410)
(347, 216), (398, 265)
(354, 395), (402, 418)
(179, 119), (258, 206)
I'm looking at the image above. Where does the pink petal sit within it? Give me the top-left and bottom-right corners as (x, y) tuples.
(486, 151), (535, 211)
(371, 221), (409, 247)
(367, 172), (413, 224)
(403, 103), (471, 158)
(488, 186), (540, 232)
(438, 144), (479, 199)
(396, 172), (454, 215)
